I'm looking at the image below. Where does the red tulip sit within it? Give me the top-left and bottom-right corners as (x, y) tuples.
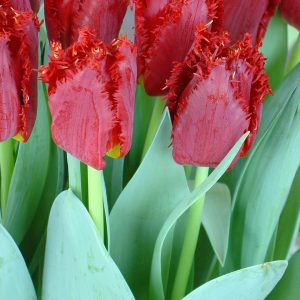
(40, 29), (137, 170)
(166, 24), (271, 168)
(0, 0), (39, 142)
(135, 0), (223, 96)
(44, 0), (129, 48)
(279, 0), (300, 30)
(223, 0), (280, 44)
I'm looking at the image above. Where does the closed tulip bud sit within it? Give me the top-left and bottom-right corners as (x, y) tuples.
(135, 0), (223, 96)
(166, 24), (271, 168)
(40, 29), (137, 170)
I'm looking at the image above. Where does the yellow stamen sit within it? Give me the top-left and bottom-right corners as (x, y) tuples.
(106, 144), (121, 159)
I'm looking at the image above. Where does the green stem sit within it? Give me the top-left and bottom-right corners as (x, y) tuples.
(0, 140), (15, 219)
(88, 166), (104, 239)
(287, 33), (300, 74)
(67, 154), (82, 200)
(142, 97), (165, 158)
(171, 167), (209, 300)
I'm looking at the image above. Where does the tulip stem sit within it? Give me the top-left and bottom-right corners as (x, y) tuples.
(287, 33), (300, 74)
(0, 139), (15, 219)
(67, 154), (83, 200)
(171, 167), (209, 300)
(142, 97), (165, 158)
(88, 166), (104, 240)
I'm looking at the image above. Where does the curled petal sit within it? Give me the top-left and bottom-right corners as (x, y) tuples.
(279, 0), (300, 30)
(223, 0), (280, 44)
(40, 30), (137, 169)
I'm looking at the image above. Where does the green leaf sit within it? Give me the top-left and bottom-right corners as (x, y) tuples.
(183, 261), (287, 300)
(225, 65), (300, 271)
(4, 82), (51, 244)
(0, 224), (36, 300)
(261, 12), (287, 90)
(110, 111), (190, 298)
(268, 250), (300, 300)
(202, 183), (231, 266)
(149, 132), (249, 300)
(42, 190), (134, 300)
(274, 166), (300, 259)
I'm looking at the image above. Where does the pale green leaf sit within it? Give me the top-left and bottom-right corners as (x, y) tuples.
(42, 190), (134, 300)
(184, 261), (287, 300)
(110, 111), (190, 298)
(0, 224), (36, 300)
(202, 183), (231, 266)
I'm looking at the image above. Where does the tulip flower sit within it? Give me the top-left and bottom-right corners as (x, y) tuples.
(135, 0), (223, 96)
(166, 24), (271, 168)
(223, 0), (280, 44)
(279, 0), (300, 30)
(44, 0), (129, 48)
(40, 29), (137, 170)
(0, 0), (39, 142)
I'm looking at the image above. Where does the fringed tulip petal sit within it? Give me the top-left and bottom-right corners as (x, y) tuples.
(0, 0), (39, 142)
(40, 30), (137, 169)
(167, 25), (271, 168)
(135, 0), (222, 96)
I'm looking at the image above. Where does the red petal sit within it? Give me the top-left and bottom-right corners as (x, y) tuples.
(167, 26), (271, 168)
(172, 64), (248, 167)
(135, 0), (222, 96)
(0, 37), (20, 141)
(44, 0), (129, 47)
(280, 0), (300, 30)
(40, 30), (137, 169)
(0, 1), (39, 141)
(49, 67), (114, 170)
(223, 0), (279, 44)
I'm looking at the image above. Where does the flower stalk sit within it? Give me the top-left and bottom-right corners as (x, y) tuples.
(171, 167), (209, 300)
(88, 166), (104, 240)
(0, 140), (15, 219)
(287, 32), (300, 74)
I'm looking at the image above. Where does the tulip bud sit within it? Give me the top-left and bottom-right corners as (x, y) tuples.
(40, 29), (137, 170)
(166, 24), (271, 168)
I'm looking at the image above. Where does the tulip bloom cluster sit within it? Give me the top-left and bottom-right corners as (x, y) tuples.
(1, 0), (285, 170)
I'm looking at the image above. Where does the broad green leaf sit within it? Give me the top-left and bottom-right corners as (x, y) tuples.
(4, 81), (51, 244)
(261, 12), (287, 90)
(21, 145), (65, 263)
(42, 190), (134, 300)
(110, 111), (190, 298)
(202, 183), (231, 266)
(0, 224), (36, 300)
(225, 66), (300, 271)
(268, 250), (300, 300)
(149, 132), (248, 300)
(274, 166), (300, 259)
(183, 261), (287, 300)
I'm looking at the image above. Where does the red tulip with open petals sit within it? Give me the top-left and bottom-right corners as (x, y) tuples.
(135, 0), (223, 96)
(223, 0), (280, 44)
(0, 0), (39, 142)
(166, 24), (271, 168)
(280, 0), (300, 30)
(40, 30), (137, 170)
(44, 0), (129, 48)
